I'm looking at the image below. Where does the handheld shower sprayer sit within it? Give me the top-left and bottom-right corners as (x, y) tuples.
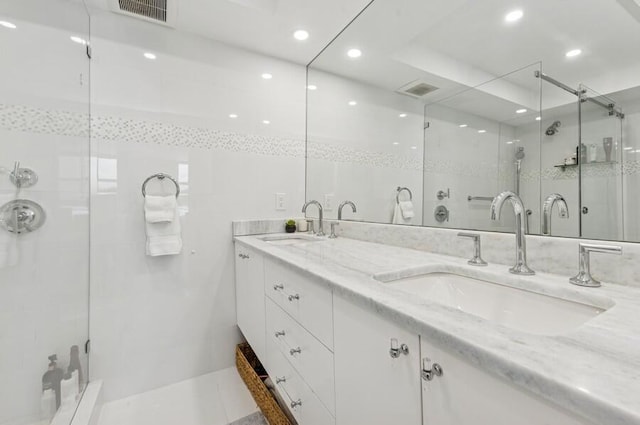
(545, 121), (561, 136)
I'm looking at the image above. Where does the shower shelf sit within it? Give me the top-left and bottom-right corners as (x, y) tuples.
(554, 161), (617, 171)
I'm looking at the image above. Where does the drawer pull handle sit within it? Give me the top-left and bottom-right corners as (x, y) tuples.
(290, 399), (302, 409)
(276, 376), (286, 384)
(274, 330), (285, 338)
(421, 357), (443, 381)
(289, 347), (302, 356)
(288, 294), (300, 301)
(389, 338), (409, 358)
(273, 284), (284, 291)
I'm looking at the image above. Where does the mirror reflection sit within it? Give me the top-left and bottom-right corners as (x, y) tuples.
(306, 0), (640, 242)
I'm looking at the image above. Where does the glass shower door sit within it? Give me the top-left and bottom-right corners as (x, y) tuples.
(0, 1), (90, 424)
(578, 84), (624, 240)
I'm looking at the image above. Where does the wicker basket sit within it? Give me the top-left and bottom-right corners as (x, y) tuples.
(236, 343), (293, 425)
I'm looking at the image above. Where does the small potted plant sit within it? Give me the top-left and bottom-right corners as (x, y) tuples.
(285, 219), (297, 233)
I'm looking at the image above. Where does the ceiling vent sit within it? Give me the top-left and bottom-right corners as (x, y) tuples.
(111, 0), (176, 26)
(397, 80), (439, 99)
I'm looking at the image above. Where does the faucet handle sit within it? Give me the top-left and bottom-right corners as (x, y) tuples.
(457, 232), (487, 266)
(570, 243), (622, 287)
(328, 222), (339, 239)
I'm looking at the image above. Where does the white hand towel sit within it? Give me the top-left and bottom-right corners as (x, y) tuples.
(392, 203), (412, 224)
(145, 206), (182, 256)
(399, 201), (415, 219)
(144, 195), (177, 223)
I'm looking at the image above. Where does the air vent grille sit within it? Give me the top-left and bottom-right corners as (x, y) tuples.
(118, 0), (167, 22)
(405, 83), (438, 97)
(397, 80), (439, 99)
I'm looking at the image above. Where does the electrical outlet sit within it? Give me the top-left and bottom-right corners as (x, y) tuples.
(325, 194), (334, 211)
(275, 193), (286, 211)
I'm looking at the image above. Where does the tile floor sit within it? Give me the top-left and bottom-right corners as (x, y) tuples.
(98, 367), (265, 425)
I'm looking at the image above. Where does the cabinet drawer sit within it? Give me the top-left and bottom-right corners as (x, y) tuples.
(267, 336), (335, 425)
(266, 297), (335, 415)
(265, 259), (333, 349)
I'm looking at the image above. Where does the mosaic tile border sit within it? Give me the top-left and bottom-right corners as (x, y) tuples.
(3, 104), (640, 178)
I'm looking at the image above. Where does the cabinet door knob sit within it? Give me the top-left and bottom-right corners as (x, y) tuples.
(290, 399), (302, 408)
(273, 284), (284, 291)
(276, 376), (286, 384)
(389, 338), (409, 358)
(288, 294), (300, 301)
(289, 347), (302, 356)
(274, 330), (285, 338)
(421, 357), (443, 381)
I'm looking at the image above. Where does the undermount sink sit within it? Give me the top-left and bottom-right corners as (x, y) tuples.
(376, 271), (608, 336)
(259, 234), (322, 245)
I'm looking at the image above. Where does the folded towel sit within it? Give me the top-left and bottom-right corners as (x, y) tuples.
(144, 195), (177, 223)
(392, 203), (412, 224)
(399, 201), (415, 219)
(145, 206), (182, 256)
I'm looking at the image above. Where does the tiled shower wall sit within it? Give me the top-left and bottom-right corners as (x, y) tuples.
(87, 10), (306, 402)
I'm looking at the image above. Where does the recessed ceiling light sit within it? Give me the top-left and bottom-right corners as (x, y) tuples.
(229, 114), (238, 119)
(262, 120), (271, 125)
(393, 142), (399, 145)
(411, 146), (417, 150)
(478, 129), (487, 133)
(459, 124), (468, 128)
(516, 108), (527, 114)
(624, 147), (633, 150)
(261, 73), (273, 80)
(536, 116), (541, 121)
(70, 36), (87, 45)
(143, 52), (156, 60)
(347, 48), (362, 58)
(307, 84), (317, 90)
(566, 49), (582, 58)
(293, 30), (309, 41)
(505, 10), (523, 22)
(348, 100), (357, 106)
(507, 141), (514, 144)
(399, 113), (407, 118)
(0, 21), (17, 29)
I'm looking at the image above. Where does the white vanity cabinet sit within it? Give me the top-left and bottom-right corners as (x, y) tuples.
(420, 339), (595, 425)
(333, 295), (422, 425)
(234, 244), (266, 361)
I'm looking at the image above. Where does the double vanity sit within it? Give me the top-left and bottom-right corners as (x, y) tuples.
(234, 219), (640, 425)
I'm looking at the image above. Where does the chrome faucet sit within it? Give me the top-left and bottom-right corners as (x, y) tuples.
(302, 200), (325, 236)
(570, 243), (622, 287)
(490, 191), (534, 275)
(542, 193), (569, 235)
(457, 232), (487, 266)
(338, 200), (357, 220)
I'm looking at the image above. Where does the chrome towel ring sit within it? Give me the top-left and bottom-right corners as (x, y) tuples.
(396, 186), (412, 204)
(141, 173), (180, 198)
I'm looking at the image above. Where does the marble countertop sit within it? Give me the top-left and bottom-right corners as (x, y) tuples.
(235, 233), (640, 425)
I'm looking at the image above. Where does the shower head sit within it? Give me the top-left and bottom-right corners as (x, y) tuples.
(545, 120), (561, 136)
(515, 147), (525, 160)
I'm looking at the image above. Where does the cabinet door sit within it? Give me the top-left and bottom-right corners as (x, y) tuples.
(420, 338), (594, 425)
(334, 296), (422, 425)
(235, 244), (266, 361)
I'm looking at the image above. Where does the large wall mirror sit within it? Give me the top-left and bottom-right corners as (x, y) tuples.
(306, 0), (640, 242)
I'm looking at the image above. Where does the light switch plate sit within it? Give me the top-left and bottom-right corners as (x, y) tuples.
(275, 193), (286, 211)
(325, 194), (334, 211)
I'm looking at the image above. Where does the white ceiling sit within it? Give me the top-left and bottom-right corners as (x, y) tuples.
(308, 0), (640, 119)
(85, 0), (373, 64)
